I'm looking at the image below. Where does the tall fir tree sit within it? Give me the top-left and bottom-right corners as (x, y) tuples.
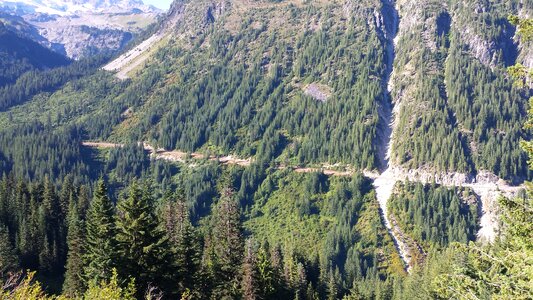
(0, 225), (18, 278)
(83, 179), (117, 285)
(20, 189), (41, 269)
(115, 181), (173, 297)
(255, 241), (280, 299)
(63, 199), (86, 297)
(77, 185), (90, 220)
(242, 239), (259, 300)
(210, 188), (244, 299)
(161, 191), (202, 297)
(39, 177), (62, 273)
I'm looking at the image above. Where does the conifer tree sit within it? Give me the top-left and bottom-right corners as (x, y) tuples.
(116, 181), (173, 297)
(59, 175), (74, 222)
(242, 239), (259, 300)
(256, 242), (276, 298)
(19, 190), (40, 269)
(63, 200), (85, 297)
(83, 179), (117, 285)
(0, 225), (18, 278)
(435, 20), (533, 297)
(38, 235), (54, 273)
(210, 188), (244, 298)
(39, 177), (62, 273)
(77, 185), (90, 220)
(326, 268), (339, 300)
(161, 191), (201, 297)
(269, 244), (288, 298)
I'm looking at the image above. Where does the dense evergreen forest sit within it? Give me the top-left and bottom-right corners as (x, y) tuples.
(0, 173), (400, 299)
(0, 0), (529, 180)
(0, 0), (531, 299)
(390, 0), (531, 180)
(388, 182), (479, 250)
(0, 165), (530, 299)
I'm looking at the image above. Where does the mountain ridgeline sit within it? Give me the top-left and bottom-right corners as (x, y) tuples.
(0, 0), (531, 299)
(0, 22), (70, 86)
(0, 0), (161, 59)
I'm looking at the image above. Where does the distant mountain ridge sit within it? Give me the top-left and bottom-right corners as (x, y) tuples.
(0, 0), (159, 16)
(0, 0), (161, 59)
(0, 21), (69, 86)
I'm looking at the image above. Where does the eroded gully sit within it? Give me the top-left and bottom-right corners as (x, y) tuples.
(371, 0), (416, 272)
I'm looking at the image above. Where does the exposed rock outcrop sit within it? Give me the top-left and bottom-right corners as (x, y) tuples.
(39, 25), (133, 59)
(517, 4), (533, 68)
(452, 1), (518, 67)
(104, 0), (232, 79)
(0, 0), (161, 59)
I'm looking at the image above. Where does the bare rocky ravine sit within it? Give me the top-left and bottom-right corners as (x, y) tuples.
(370, 0), (525, 271)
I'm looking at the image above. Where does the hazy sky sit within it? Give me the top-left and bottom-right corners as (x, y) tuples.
(143, 0), (173, 10)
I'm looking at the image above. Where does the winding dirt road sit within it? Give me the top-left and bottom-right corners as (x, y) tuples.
(82, 141), (252, 166)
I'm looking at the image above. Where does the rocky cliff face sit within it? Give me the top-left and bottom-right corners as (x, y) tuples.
(452, 1), (518, 68)
(33, 19), (135, 59)
(0, 0), (159, 16)
(0, 0), (161, 59)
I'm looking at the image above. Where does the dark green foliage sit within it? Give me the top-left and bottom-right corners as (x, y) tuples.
(389, 182), (478, 249)
(0, 170), (494, 299)
(160, 191), (202, 297)
(83, 179), (117, 285)
(207, 188), (245, 299)
(105, 143), (150, 184)
(445, 31), (529, 181)
(0, 1), (529, 298)
(0, 123), (95, 183)
(391, 0), (529, 180)
(246, 170), (402, 298)
(62, 199), (86, 297)
(0, 225), (18, 277)
(115, 181), (173, 297)
(38, 177), (65, 274)
(0, 0), (527, 183)
(254, 241), (281, 299)
(434, 195), (533, 299)
(0, 174), (86, 292)
(241, 239), (260, 300)
(51, 2), (383, 172)
(177, 164), (221, 223)
(0, 55), (106, 111)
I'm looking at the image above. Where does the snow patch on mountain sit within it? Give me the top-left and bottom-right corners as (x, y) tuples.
(0, 0), (159, 16)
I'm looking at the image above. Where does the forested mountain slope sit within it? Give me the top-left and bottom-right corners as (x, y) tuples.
(387, 0), (530, 181)
(0, 21), (69, 86)
(0, 0), (528, 180)
(17, 0), (526, 181)
(0, 0), (531, 299)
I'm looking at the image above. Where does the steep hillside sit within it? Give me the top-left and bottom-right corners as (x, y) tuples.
(100, 0), (529, 181)
(0, 21), (69, 85)
(388, 0), (529, 182)
(100, 0), (394, 172)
